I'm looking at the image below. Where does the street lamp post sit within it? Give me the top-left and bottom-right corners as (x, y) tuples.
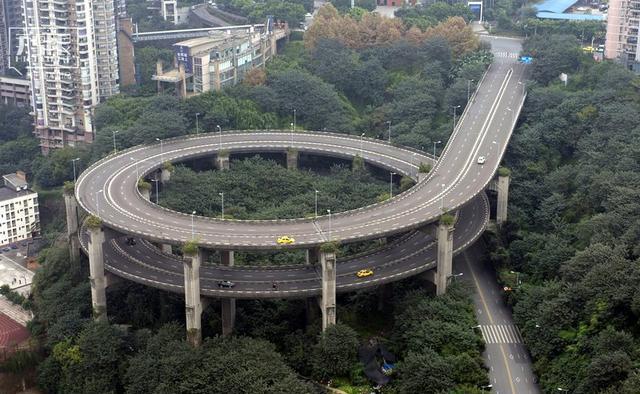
(155, 138), (163, 163)
(315, 190), (319, 218)
(219, 192), (224, 219)
(447, 272), (464, 284)
(360, 132), (365, 156)
(481, 384), (493, 392)
(386, 121), (392, 142)
(112, 130), (119, 153)
(293, 108), (296, 132)
(510, 270), (521, 286)
(507, 107), (515, 125)
(452, 105), (461, 132)
(327, 209), (332, 240)
(467, 79), (474, 103)
(557, 388), (569, 392)
(191, 211), (196, 240)
(389, 172), (396, 198)
(71, 157), (80, 182)
(151, 179), (159, 204)
(290, 122), (294, 146)
(195, 113), (201, 134)
(216, 125), (222, 151)
(411, 153), (417, 176)
(433, 140), (442, 159)
(441, 183), (446, 210)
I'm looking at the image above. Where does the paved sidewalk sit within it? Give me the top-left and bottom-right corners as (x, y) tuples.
(0, 297), (32, 327)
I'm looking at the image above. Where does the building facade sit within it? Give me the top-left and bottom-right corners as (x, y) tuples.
(1, 0), (26, 74)
(153, 23), (287, 98)
(22, 0), (119, 152)
(605, 0), (640, 70)
(0, 75), (30, 106)
(0, 172), (39, 247)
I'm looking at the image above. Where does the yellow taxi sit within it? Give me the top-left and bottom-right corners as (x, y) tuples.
(276, 236), (295, 245)
(356, 269), (374, 278)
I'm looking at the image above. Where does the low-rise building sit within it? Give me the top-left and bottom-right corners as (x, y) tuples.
(153, 22), (288, 98)
(0, 172), (40, 247)
(0, 76), (30, 107)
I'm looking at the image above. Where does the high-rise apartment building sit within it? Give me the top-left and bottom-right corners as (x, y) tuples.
(22, 0), (119, 152)
(1, 0), (26, 74)
(605, 0), (640, 71)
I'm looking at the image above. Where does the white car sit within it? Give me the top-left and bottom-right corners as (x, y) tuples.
(477, 156), (486, 165)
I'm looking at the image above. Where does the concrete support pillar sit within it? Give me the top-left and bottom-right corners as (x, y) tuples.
(184, 248), (203, 346)
(141, 188), (150, 201)
(161, 244), (172, 254)
(88, 227), (107, 321)
(377, 283), (393, 312)
(435, 222), (455, 296)
(215, 155), (230, 170)
(306, 297), (319, 324)
(496, 175), (510, 226)
(160, 168), (171, 184)
(220, 250), (235, 336)
(63, 193), (80, 262)
(306, 247), (319, 265)
(286, 149), (298, 170)
(320, 251), (337, 331)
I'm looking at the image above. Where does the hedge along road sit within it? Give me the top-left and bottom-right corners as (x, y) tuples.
(75, 48), (526, 251)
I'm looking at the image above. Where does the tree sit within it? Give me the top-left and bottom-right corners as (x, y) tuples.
(395, 349), (454, 393)
(523, 34), (582, 85)
(311, 323), (359, 380)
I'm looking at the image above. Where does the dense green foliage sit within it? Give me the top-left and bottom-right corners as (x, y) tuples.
(218, 0), (311, 25)
(390, 285), (487, 393)
(159, 157), (390, 220)
(492, 34), (640, 392)
(396, 2), (474, 30)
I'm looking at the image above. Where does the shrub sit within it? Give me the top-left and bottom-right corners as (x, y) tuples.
(418, 162), (432, 173)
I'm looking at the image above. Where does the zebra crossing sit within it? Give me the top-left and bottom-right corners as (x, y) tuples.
(479, 324), (523, 344)
(493, 51), (519, 59)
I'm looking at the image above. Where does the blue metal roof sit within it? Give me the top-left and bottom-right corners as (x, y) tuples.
(536, 11), (605, 21)
(534, 0), (578, 13)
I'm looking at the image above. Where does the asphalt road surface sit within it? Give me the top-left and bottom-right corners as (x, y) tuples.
(456, 242), (540, 394)
(75, 35), (526, 250)
(80, 193), (489, 298)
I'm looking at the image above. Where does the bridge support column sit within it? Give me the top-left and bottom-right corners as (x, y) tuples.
(306, 247), (319, 265)
(320, 251), (337, 331)
(140, 188), (151, 201)
(88, 226), (107, 321)
(161, 244), (172, 254)
(496, 174), (510, 226)
(286, 149), (298, 170)
(220, 250), (235, 336)
(215, 155), (230, 170)
(160, 168), (171, 184)
(63, 193), (80, 263)
(183, 248), (203, 347)
(435, 222), (455, 296)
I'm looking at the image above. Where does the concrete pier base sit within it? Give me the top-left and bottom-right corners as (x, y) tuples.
(496, 175), (510, 226)
(88, 227), (107, 321)
(220, 250), (235, 336)
(216, 155), (230, 170)
(286, 150), (298, 170)
(63, 194), (80, 263)
(320, 251), (337, 331)
(435, 222), (455, 296)
(184, 249), (203, 346)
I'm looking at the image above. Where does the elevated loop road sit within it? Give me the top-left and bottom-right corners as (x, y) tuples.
(75, 36), (526, 297)
(76, 61), (526, 250)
